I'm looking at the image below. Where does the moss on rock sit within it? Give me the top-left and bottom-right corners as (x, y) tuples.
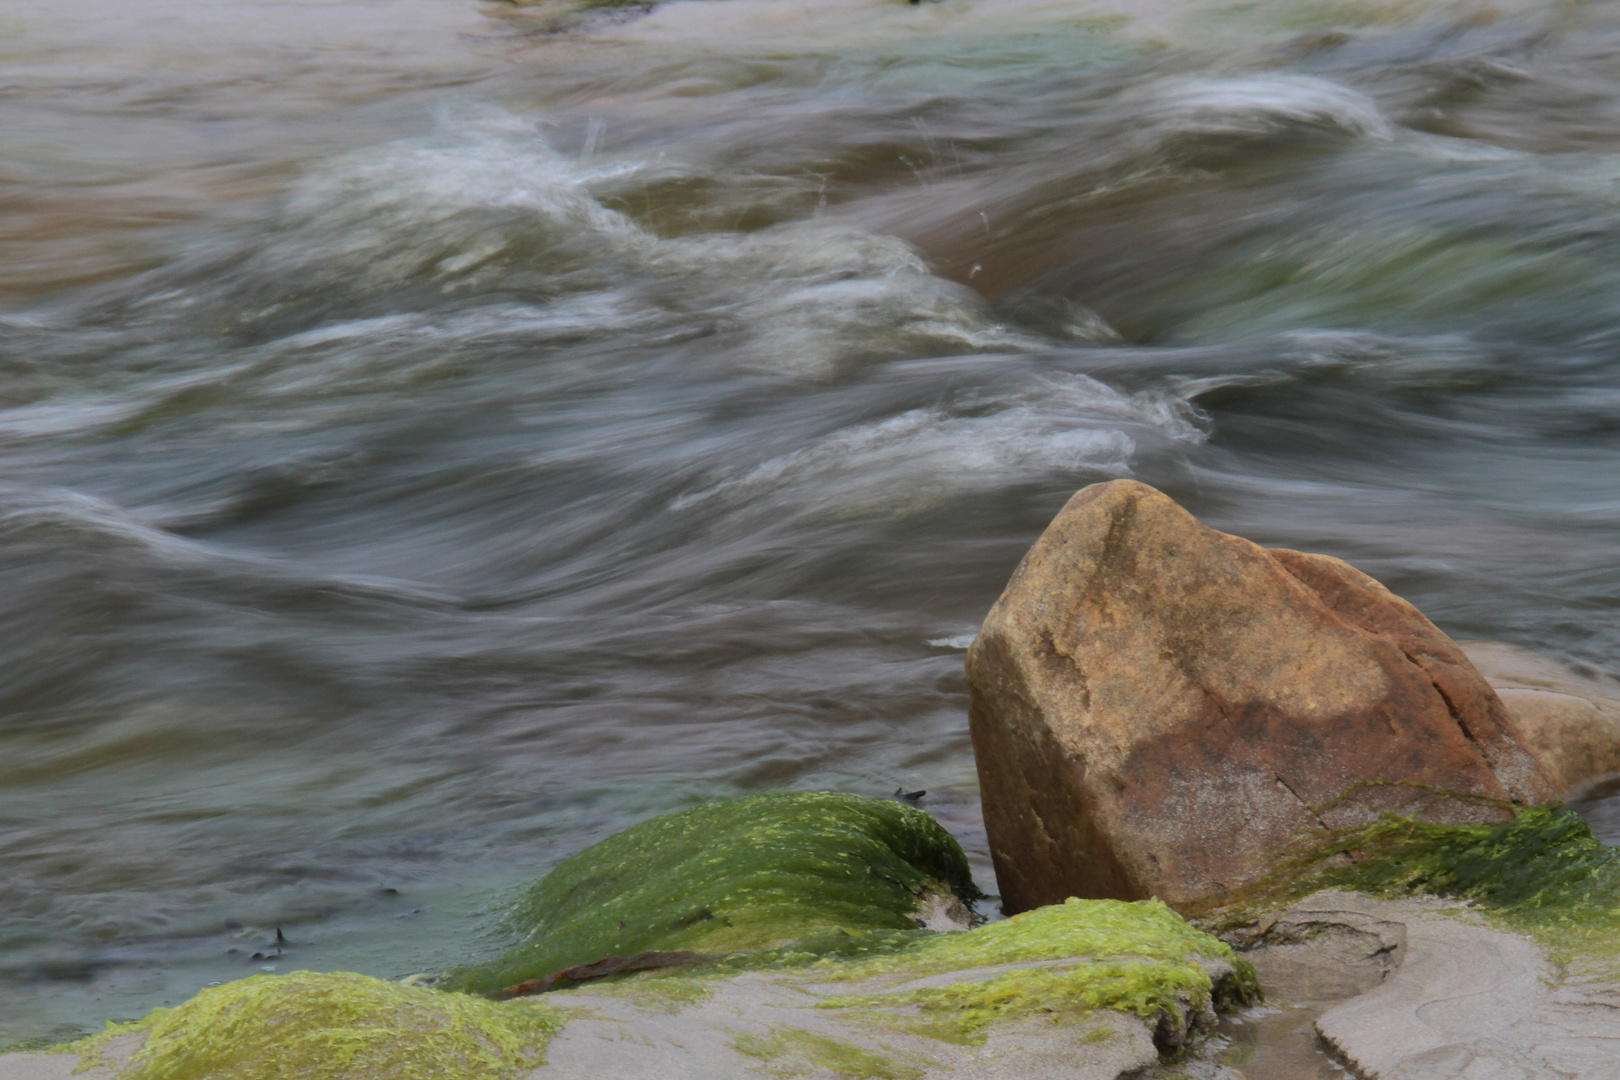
(58, 971), (561, 1080)
(1188, 795), (1620, 979)
(811, 898), (1257, 1046)
(442, 792), (984, 996)
(828, 895), (1245, 979)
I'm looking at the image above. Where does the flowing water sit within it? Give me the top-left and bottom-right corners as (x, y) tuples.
(3, 0), (1620, 1048)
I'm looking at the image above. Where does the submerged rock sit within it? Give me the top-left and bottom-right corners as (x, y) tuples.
(441, 791), (984, 996)
(966, 479), (1552, 912)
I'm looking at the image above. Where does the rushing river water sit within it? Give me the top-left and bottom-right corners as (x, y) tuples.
(3, 0), (1620, 1048)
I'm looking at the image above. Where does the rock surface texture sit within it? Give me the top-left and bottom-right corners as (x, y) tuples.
(966, 479), (1553, 912)
(0, 979), (1181, 1080)
(1462, 641), (1620, 796)
(524, 968), (1169, 1080)
(1279, 891), (1620, 1080)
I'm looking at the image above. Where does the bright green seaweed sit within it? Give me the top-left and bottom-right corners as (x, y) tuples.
(809, 898), (1257, 1046)
(441, 792), (984, 996)
(821, 895), (1244, 979)
(59, 971), (562, 1080)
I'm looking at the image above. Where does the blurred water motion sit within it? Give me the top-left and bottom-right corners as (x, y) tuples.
(3, 0), (1620, 1042)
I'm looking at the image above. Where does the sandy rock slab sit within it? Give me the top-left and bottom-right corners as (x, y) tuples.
(0, 967), (1198, 1080)
(0, 1035), (135, 1080)
(527, 967), (1163, 1080)
(1235, 891), (1620, 1080)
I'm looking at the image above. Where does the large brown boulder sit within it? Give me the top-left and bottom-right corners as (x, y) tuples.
(966, 480), (1554, 913)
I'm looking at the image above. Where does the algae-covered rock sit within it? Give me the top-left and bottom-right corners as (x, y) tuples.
(809, 896), (1257, 1048)
(524, 896), (1255, 1079)
(5, 802), (1261, 1080)
(1194, 801), (1620, 928)
(441, 791), (984, 996)
(1191, 797), (1620, 996)
(55, 970), (561, 1080)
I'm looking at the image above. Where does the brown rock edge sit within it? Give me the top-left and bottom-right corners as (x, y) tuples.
(966, 479), (1553, 913)
(491, 950), (711, 999)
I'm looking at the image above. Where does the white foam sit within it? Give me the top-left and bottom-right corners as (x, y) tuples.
(263, 114), (656, 291)
(672, 371), (1205, 519)
(245, 122), (1050, 380)
(1120, 74), (1395, 147)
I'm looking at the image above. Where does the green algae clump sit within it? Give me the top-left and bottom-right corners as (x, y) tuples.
(813, 898), (1257, 1045)
(832, 895), (1243, 977)
(442, 791), (983, 996)
(60, 971), (560, 1080)
(1190, 799), (1620, 979)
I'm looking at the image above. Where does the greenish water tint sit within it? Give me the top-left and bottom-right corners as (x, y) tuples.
(441, 792), (982, 995)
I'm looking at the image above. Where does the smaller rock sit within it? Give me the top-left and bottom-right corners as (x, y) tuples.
(1461, 642), (1620, 795)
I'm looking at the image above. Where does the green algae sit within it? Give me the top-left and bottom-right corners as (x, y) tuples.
(431, 789), (1251, 1056)
(58, 971), (561, 1080)
(1189, 798), (1620, 980)
(551, 896), (1253, 1053)
(575, 968), (718, 1012)
(820, 897), (1244, 979)
(441, 792), (983, 996)
(730, 1026), (928, 1080)
(825, 962), (1207, 1047)
(807, 898), (1257, 1047)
